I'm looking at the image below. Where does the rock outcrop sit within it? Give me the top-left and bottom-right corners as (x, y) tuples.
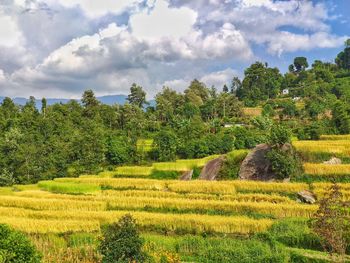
(297, 190), (316, 204)
(239, 144), (274, 181)
(323, 157), (342, 165)
(199, 156), (225, 180)
(180, 170), (193, 181)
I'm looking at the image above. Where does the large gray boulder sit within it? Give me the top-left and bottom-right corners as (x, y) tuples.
(239, 144), (274, 181)
(199, 156), (225, 180)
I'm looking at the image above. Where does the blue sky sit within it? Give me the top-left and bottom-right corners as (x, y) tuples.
(0, 0), (349, 98)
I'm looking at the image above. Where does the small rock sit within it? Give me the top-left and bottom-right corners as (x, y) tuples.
(297, 190), (316, 204)
(180, 170), (193, 181)
(323, 157), (342, 165)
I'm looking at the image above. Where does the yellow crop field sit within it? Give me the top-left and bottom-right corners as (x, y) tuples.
(304, 163), (350, 175)
(229, 181), (309, 194)
(0, 207), (272, 235)
(320, 134), (350, 140)
(54, 178), (309, 195)
(114, 166), (154, 177)
(293, 140), (350, 155)
(242, 107), (262, 117)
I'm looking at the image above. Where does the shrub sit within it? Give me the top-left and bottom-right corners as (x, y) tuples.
(105, 136), (133, 165)
(153, 130), (177, 162)
(269, 124), (292, 145)
(0, 169), (15, 187)
(266, 148), (302, 180)
(0, 224), (41, 263)
(219, 150), (249, 180)
(99, 214), (147, 263)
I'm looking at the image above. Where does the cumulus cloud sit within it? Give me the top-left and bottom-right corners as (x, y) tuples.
(0, 12), (22, 47)
(45, 0), (141, 18)
(130, 0), (197, 38)
(0, 0), (347, 98)
(200, 68), (238, 89)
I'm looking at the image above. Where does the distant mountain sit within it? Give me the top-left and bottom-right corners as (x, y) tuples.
(0, 95), (127, 107)
(0, 95), (156, 109)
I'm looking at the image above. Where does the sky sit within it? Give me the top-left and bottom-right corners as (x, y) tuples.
(0, 0), (349, 99)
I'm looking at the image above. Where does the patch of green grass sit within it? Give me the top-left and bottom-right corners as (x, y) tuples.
(68, 233), (98, 247)
(149, 170), (180, 180)
(38, 181), (100, 194)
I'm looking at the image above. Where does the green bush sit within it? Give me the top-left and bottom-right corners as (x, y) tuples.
(99, 214), (147, 263)
(266, 148), (302, 180)
(269, 125), (292, 145)
(0, 224), (41, 263)
(219, 150), (249, 180)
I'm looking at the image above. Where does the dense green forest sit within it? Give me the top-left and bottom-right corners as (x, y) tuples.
(0, 40), (349, 185)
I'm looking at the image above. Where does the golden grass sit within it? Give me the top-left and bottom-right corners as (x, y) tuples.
(0, 207), (272, 234)
(293, 140), (350, 155)
(312, 183), (350, 191)
(304, 163), (350, 175)
(106, 197), (315, 218)
(230, 181), (309, 194)
(320, 134), (350, 140)
(242, 107), (262, 117)
(0, 196), (106, 211)
(114, 166), (154, 177)
(167, 181), (235, 194)
(54, 178), (309, 195)
(313, 189), (350, 201)
(152, 155), (220, 171)
(0, 216), (100, 233)
(10, 189), (294, 206)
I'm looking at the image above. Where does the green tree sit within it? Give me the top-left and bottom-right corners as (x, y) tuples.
(105, 136), (132, 165)
(127, 83), (147, 108)
(237, 62), (282, 105)
(332, 101), (350, 134)
(82, 90), (100, 117)
(292, 57), (309, 72)
(336, 39), (350, 70)
(0, 224), (41, 263)
(99, 214), (147, 263)
(184, 79), (209, 106)
(153, 129), (177, 161)
(269, 124), (292, 146)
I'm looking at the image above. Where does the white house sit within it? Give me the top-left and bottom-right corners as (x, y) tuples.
(282, 89), (289, 95)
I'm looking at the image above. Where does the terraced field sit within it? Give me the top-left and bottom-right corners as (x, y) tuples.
(1, 138), (350, 262)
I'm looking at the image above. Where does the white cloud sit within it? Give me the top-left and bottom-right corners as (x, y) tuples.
(267, 31), (347, 56)
(130, 0), (197, 38)
(0, 69), (6, 82)
(0, 12), (22, 47)
(45, 0), (141, 18)
(200, 68), (237, 89)
(0, 0), (347, 98)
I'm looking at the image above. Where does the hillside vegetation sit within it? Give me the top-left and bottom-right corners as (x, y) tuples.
(1, 42), (350, 262)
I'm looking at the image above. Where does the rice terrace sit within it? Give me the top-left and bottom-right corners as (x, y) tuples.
(1, 0), (350, 263)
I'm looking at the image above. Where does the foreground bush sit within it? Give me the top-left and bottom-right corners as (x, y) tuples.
(0, 224), (41, 263)
(99, 214), (147, 263)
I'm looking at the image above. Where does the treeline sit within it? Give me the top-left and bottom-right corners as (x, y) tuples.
(0, 40), (349, 185)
